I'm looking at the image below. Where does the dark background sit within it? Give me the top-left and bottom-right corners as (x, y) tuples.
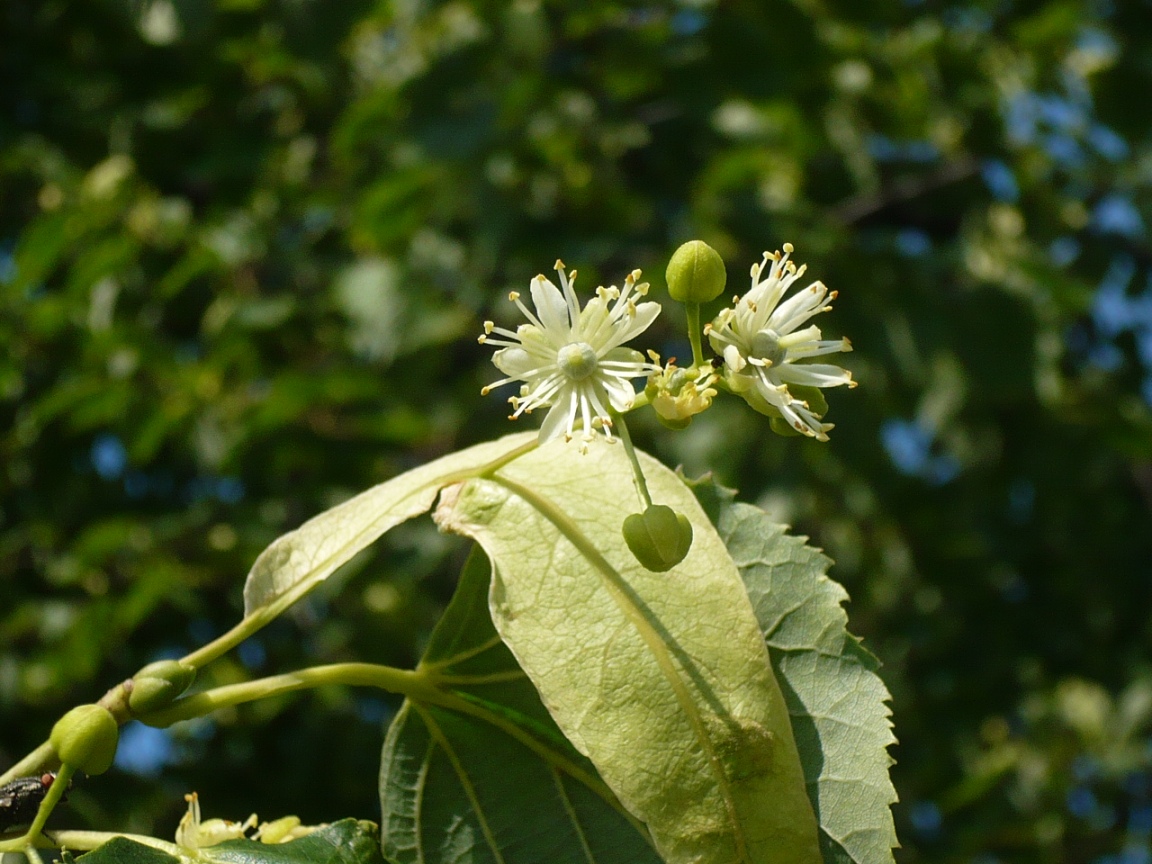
(2, 1), (1151, 862)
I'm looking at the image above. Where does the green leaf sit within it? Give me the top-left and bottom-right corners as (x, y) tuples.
(716, 503), (899, 864)
(433, 439), (821, 864)
(71, 840), (177, 864)
(72, 819), (387, 863)
(379, 548), (660, 864)
(243, 434), (538, 617)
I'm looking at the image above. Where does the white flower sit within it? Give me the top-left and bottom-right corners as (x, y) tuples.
(175, 792), (256, 850)
(479, 261), (660, 444)
(706, 243), (854, 441)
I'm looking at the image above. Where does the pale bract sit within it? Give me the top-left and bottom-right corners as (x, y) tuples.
(707, 244), (855, 440)
(479, 262), (660, 445)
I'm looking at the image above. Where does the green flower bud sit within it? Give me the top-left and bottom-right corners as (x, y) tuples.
(622, 504), (694, 572)
(665, 240), (727, 303)
(645, 361), (718, 429)
(50, 705), (119, 775)
(129, 659), (197, 716)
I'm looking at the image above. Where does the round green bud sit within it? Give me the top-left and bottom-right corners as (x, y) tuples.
(665, 240), (727, 304)
(622, 504), (694, 572)
(50, 704), (119, 775)
(129, 660), (197, 716)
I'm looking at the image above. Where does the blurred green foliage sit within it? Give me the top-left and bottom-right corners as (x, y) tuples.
(2, 0), (1152, 861)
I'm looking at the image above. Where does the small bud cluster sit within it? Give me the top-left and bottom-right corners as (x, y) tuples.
(176, 792), (322, 850)
(645, 354), (719, 429)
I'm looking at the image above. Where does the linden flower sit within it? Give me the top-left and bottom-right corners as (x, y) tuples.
(706, 243), (855, 441)
(175, 793), (321, 849)
(479, 261), (660, 444)
(175, 793), (256, 850)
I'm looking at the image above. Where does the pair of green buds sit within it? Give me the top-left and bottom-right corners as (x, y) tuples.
(620, 240), (727, 573)
(623, 504), (694, 573)
(48, 660), (197, 776)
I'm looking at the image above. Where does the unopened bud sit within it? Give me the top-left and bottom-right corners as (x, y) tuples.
(129, 659), (197, 716)
(665, 240), (727, 303)
(50, 704), (119, 775)
(646, 363), (718, 428)
(622, 504), (694, 572)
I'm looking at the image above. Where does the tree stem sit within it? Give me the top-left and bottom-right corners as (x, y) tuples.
(140, 663), (437, 728)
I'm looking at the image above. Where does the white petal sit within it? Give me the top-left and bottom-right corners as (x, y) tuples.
(598, 346), (647, 367)
(574, 295), (611, 344)
(777, 324), (822, 349)
(608, 300), (661, 348)
(599, 376), (638, 412)
(767, 283), (827, 334)
(538, 388), (578, 442)
(723, 344), (747, 373)
(788, 339), (851, 359)
(493, 346), (550, 378)
(774, 363), (854, 388)
(530, 276), (572, 340)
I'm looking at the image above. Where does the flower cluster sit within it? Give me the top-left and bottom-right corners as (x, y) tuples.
(480, 243), (854, 445)
(479, 262), (660, 446)
(706, 244), (854, 440)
